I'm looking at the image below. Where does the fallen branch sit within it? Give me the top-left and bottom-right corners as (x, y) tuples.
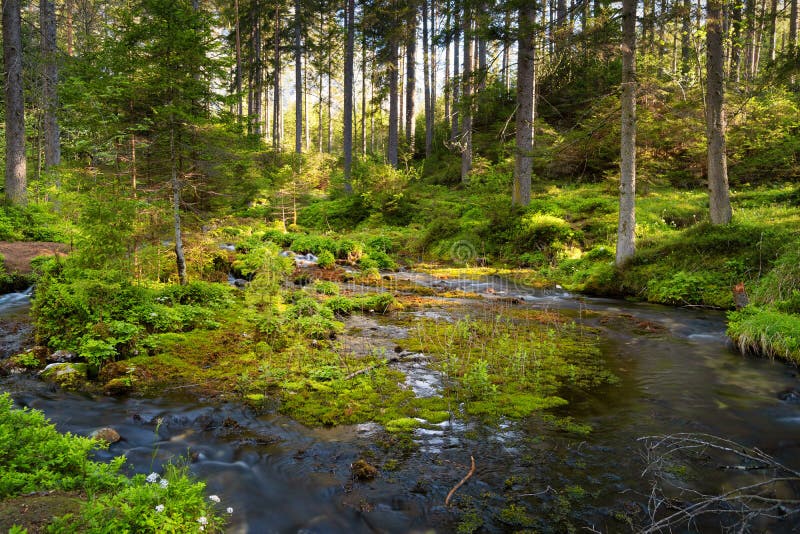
(445, 455), (476, 506)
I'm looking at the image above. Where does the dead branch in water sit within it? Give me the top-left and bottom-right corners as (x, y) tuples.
(446, 455), (476, 506)
(638, 433), (800, 533)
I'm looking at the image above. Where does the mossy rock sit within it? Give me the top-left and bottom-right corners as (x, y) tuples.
(40, 363), (90, 391)
(103, 378), (133, 396)
(351, 459), (378, 481)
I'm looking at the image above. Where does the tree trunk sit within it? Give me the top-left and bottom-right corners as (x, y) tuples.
(681, 0), (692, 77)
(706, 0), (733, 225)
(513, 2), (536, 207)
(304, 51), (310, 150)
(430, 0), (437, 118)
(3, 0), (27, 206)
(406, 2), (417, 154)
(423, 0), (432, 157)
(253, 3), (263, 137)
(767, 0), (778, 61)
(791, 0), (798, 51)
(444, 4), (451, 136)
(387, 40), (400, 167)
(730, 0), (743, 82)
(745, 0), (756, 79)
(170, 124), (187, 285)
(361, 32), (367, 157)
(294, 0), (302, 153)
(617, 0), (637, 265)
(273, 3), (282, 150)
(451, 2), (460, 142)
(64, 0), (73, 55)
(343, 0), (354, 191)
(327, 56), (332, 153)
(41, 0), (60, 170)
(234, 0), (243, 119)
(461, 8), (472, 183)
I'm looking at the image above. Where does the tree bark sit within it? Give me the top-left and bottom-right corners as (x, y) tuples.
(170, 124), (187, 285)
(423, 0), (432, 157)
(461, 7), (472, 183)
(451, 2), (460, 143)
(273, 3), (282, 150)
(361, 31), (367, 157)
(41, 0), (60, 170)
(513, 2), (536, 207)
(706, 0), (733, 225)
(444, 4), (451, 136)
(234, 0), (243, 119)
(617, 0), (637, 265)
(767, 0), (778, 61)
(791, 0), (798, 51)
(406, 2), (417, 154)
(343, 0), (354, 191)
(3, 0), (27, 206)
(294, 0), (302, 154)
(681, 0), (693, 77)
(387, 40), (400, 167)
(64, 0), (73, 56)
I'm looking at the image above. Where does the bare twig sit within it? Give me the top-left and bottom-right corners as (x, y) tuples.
(445, 455), (476, 506)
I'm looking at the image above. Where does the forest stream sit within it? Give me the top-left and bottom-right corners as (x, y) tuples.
(2, 274), (799, 533)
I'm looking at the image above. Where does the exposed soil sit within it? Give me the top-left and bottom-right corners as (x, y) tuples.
(0, 242), (70, 274)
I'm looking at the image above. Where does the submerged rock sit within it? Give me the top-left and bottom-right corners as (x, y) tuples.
(351, 459), (378, 481)
(40, 363), (89, 391)
(90, 427), (121, 444)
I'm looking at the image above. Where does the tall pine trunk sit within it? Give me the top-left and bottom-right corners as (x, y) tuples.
(387, 40), (400, 167)
(234, 0), (243, 119)
(343, 0), (354, 191)
(617, 0), (637, 265)
(41, 0), (60, 170)
(406, 3), (417, 153)
(461, 8), (472, 183)
(361, 32), (367, 157)
(451, 1), (460, 142)
(3, 0), (27, 206)
(294, 0), (302, 154)
(513, 2), (536, 207)
(170, 123), (187, 285)
(273, 4), (282, 150)
(423, 0), (433, 157)
(707, 0), (733, 225)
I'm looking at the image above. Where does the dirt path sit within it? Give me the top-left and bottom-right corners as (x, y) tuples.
(0, 242), (70, 274)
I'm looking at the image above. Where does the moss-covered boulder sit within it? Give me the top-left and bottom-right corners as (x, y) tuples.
(39, 363), (90, 391)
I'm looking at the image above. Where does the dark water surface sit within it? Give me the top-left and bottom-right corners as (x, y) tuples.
(2, 276), (799, 533)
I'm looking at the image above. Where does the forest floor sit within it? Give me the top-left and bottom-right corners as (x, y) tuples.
(0, 242), (70, 274)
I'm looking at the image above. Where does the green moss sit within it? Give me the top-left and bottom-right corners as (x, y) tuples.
(384, 417), (422, 433)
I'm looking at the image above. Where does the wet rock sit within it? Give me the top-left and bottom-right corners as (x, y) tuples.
(39, 363), (89, 391)
(351, 459), (378, 481)
(46, 349), (79, 363)
(103, 377), (133, 396)
(778, 388), (800, 403)
(90, 427), (121, 444)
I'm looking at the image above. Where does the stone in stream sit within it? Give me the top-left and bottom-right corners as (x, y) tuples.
(39, 363), (89, 391)
(90, 427), (121, 444)
(351, 459), (378, 481)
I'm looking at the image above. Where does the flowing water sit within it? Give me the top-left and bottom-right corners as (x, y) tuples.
(1, 276), (799, 533)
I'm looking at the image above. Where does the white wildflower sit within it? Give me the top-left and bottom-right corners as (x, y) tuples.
(159, 478), (169, 488)
(226, 507), (234, 515)
(209, 495), (220, 503)
(197, 516), (208, 525)
(146, 472), (160, 483)
(155, 504), (165, 513)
